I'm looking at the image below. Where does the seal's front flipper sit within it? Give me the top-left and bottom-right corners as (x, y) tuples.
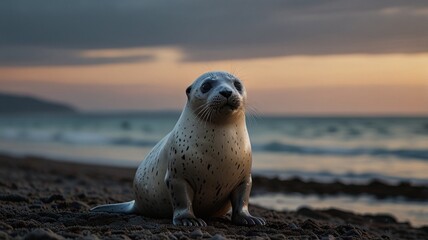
(90, 200), (136, 213)
(230, 175), (266, 226)
(165, 174), (207, 227)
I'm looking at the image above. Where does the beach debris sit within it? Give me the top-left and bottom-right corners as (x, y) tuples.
(210, 234), (227, 240)
(24, 228), (64, 240)
(40, 194), (65, 203)
(190, 228), (203, 239)
(0, 194), (29, 203)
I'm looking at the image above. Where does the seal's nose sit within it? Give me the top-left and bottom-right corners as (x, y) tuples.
(220, 90), (232, 98)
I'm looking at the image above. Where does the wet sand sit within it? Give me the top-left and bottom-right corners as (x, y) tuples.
(0, 154), (427, 239)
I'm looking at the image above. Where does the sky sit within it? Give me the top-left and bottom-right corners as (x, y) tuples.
(0, 0), (427, 115)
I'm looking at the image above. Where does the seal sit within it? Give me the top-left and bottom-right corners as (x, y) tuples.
(91, 71), (266, 227)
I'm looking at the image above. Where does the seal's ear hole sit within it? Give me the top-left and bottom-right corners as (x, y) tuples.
(186, 86), (192, 99)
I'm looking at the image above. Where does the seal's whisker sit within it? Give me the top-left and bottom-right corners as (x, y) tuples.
(246, 105), (260, 128)
(204, 107), (212, 127)
(195, 102), (210, 124)
(208, 108), (214, 124)
(197, 107), (207, 123)
(206, 106), (215, 126)
(195, 102), (209, 112)
(199, 105), (211, 127)
(195, 103), (208, 117)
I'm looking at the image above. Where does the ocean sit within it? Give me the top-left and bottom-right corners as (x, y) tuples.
(0, 112), (427, 226)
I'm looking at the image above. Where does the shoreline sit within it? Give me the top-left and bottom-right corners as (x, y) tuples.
(2, 153), (427, 201)
(1, 154), (427, 239)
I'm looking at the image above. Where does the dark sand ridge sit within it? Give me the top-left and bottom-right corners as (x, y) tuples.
(252, 176), (428, 201)
(0, 154), (427, 239)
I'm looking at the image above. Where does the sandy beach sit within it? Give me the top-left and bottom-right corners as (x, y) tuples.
(0, 154), (427, 239)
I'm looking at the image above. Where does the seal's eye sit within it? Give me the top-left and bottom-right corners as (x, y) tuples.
(234, 81), (243, 93)
(200, 82), (212, 93)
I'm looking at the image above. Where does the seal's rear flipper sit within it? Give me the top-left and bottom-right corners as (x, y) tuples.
(90, 200), (136, 213)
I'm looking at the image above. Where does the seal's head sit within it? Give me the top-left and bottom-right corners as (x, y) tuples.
(186, 71), (246, 123)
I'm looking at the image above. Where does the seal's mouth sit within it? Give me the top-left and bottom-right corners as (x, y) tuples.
(225, 103), (238, 110)
(222, 101), (240, 111)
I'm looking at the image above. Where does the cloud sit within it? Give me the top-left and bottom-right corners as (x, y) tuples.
(1, 0), (428, 65)
(0, 46), (153, 66)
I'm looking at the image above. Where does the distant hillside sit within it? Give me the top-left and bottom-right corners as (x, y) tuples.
(0, 93), (76, 114)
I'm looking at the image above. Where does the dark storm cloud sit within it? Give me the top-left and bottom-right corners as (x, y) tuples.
(1, 0), (428, 65)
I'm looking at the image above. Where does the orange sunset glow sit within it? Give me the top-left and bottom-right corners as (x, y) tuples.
(1, 1), (427, 115)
